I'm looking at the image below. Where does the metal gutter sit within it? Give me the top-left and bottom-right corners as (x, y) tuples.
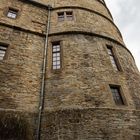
(36, 4), (52, 140)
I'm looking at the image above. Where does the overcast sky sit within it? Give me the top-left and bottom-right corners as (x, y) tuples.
(105, 0), (140, 71)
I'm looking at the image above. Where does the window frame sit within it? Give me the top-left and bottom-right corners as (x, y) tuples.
(106, 45), (122, 71)
(6, 7), (19, 19)
(52, 41), (62, 71)
(57, 11), (74, 22)
(66, 11), (73, 21)
(57, 12), (65, 22)
(0, 43), (9, 60)
(109, 84), (126, 106)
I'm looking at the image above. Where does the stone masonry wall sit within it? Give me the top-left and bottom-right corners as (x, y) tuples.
(44, 34), (140, 110)
(41, 108), (140, 140)
(0, 0), (48, 33)
(0, 0), (140, 140)
(50, 8), (123, 43)
(0, 25), (44, 112)
(38, 0), (112, 20)
(0, 0), (48, 138)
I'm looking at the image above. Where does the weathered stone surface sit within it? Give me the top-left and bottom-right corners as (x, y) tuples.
(0, 26), (44, 111)
(0, 0), (140, 140)
(0, 0), (48, 33)
(50, 9), (123, 43)
(39, 0), (112, 20)
(41, 108), (140, 140)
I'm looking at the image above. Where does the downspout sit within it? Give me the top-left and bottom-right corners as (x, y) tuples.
(36, 5), (52, 140)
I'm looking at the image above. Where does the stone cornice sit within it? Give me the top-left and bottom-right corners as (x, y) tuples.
(0, 22), (46, 37)
(49, 31), (134, 61)
(19, 0), (51, 9)
(0, 22), (134, 61)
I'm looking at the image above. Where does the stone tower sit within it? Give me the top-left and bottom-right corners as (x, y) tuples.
(0, 0), (140, 140)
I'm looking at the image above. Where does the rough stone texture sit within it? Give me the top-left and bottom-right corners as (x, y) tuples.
(0, 26), (45, 111)
(39, 0), (112, 20)
(50, 9), (123, 43)
(41, 108), (140, 140)
(0, 0), (48, 33)
(45, 35), (139, 110)
(0, 0), (140, 140)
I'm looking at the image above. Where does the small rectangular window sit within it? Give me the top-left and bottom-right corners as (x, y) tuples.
(107, 46), (120, 71)
(7, 8), (18, 19)
(66, 11), (73, 20)
(110, 85), (124, 105)
(58, 12), (64, 21)
(52, 42), (61, 70)
(0, 44), (8, 60)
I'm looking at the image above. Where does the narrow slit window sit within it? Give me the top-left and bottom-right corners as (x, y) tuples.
(58, 12), (64, 21)
(110, 85), (124, 105)
(66, 11), (73, 20)
(107, 46), (119, 71)
(7, 8), (18, 19)
(52, 42), (61, 70)
(0, 44), (8, 60)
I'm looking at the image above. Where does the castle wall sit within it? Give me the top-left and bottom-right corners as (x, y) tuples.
(45, 34), (140, 110)
(50, 8), (123, 43)
(0, 0), (48, 112)
(0, 0), (140, 140)
(0, 25), (44, 111)
(38, 0), (112, 21)
(41, 108), (140, 140)
(0, 0), (48, 33)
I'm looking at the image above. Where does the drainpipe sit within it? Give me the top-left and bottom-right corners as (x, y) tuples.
(36, 5), (52, 140)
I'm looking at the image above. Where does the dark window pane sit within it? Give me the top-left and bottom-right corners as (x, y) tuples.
(110, 86), (124, 105)
(107, 47), (119, 71)
(58, 12), (64, 21)
(66, 11), (73, 20)
(7, 8), (18, 19)
(0, 44), (7, 60)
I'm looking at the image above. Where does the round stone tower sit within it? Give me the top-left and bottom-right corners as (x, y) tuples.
(0, 0), (140, 140)
(42, 0), (140, 140)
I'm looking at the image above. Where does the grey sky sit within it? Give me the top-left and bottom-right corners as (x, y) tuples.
(105, 0), (140, 71)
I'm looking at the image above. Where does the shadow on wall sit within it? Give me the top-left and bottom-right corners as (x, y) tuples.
(0, 112), (33, 140)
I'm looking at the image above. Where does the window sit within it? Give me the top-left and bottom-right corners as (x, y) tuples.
(7, 8), (18, 19)
(110, 85), (124, 105)
(0, 44), (8, 60)
(58, 12), (64, 21)
(57, 11), (74, 21)
(66, 11), (73, 20)
(52, 42), (61, 70)
(107, 46), (120, 71)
